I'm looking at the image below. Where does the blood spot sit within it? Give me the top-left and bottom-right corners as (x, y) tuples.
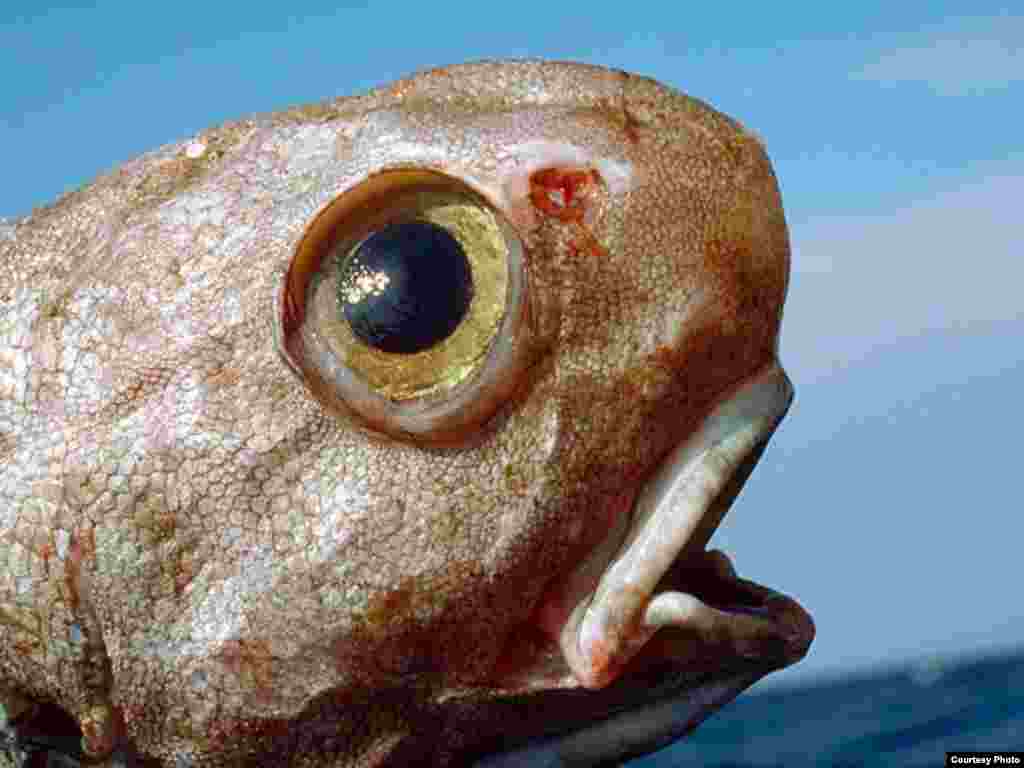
(529, 167), (609, 258)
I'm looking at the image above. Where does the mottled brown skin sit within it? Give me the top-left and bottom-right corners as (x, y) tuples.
(0, 61), (804, 766)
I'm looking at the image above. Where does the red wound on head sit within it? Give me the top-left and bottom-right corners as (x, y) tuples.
(529, 168), (596, 222)
(529, 167), (609, 257)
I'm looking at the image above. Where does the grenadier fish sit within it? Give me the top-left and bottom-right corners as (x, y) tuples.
(0, 60), (812, 766)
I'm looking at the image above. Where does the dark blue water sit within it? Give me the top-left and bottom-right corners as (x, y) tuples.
(629, 649), (1024, 767)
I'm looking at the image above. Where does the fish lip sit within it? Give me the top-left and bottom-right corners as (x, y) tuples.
(644, 549), (815, 670)
(559, 362), (805, 689)
(469, 565), (813, 768)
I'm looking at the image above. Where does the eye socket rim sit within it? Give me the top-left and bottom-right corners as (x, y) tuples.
(277, 168), (536, 445)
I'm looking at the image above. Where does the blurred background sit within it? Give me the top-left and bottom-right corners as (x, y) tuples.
(2, 1), (1020, 764)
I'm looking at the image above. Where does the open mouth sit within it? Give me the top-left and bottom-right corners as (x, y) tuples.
(557, 362), (808, 689)
(471, 362), (814, 765)
(473, 554), (813, 767)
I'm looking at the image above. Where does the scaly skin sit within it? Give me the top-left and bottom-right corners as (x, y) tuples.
(0, 61), (811, 766)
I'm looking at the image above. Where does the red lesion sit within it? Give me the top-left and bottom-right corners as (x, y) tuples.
(529, 167), (609, 258)
(529, 168), (594, 223)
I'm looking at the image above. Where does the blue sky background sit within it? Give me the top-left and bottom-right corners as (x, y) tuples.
(2, 1), (1021, 692)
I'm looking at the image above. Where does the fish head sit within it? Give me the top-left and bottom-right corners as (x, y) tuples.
(0, 60), (812, 766)
(275, 59), (814, 765)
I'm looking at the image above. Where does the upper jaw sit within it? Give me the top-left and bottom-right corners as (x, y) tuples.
(555, 362), (807, 688)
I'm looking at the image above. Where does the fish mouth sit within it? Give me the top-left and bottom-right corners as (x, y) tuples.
(556, 361), (810, 689)
(470, 363), (813, 764)
(473, 556), (812, 767)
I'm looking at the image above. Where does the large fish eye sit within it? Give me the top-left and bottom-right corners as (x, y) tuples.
(279, 169), (531, 442)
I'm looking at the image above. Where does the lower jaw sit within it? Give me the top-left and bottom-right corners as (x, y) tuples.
(631, 550), (815, 671)
(470, 667), (762, 768)
(467, 555), (813, 767)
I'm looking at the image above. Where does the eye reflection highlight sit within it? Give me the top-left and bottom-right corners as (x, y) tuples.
(339, 265), (390, 304)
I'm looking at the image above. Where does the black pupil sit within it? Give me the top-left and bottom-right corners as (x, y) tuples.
(338, 220), (473, 354)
